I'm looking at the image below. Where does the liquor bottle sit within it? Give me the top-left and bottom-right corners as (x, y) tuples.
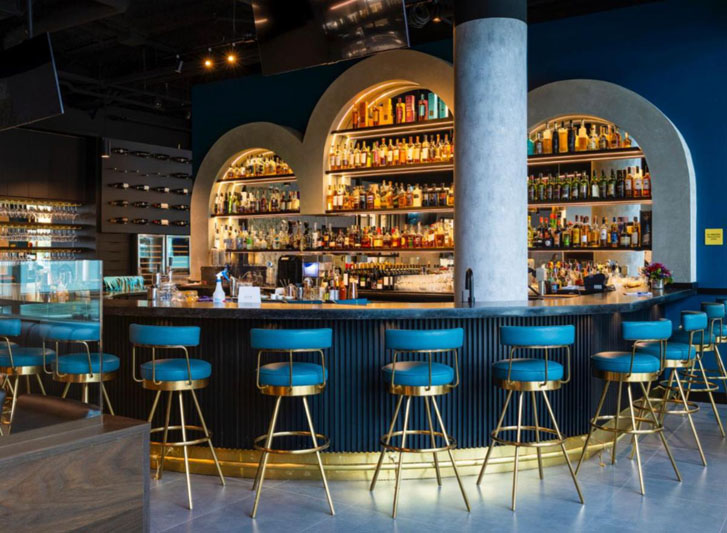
(152, 203), (169, 209)
(132, 201), (150, 208)
(108, 217), (129, 224)
(607, 170), (616, 199)
(172, 204), (189, 210)
(172, 188), (189, 195)
(579, 172), (589, 199)
(405, 94), (416, 123)
(542, 123), (553, 154)
(132, 218), (149, 225)
(568, 121), (577, 153)
(590, 170), (600, 199)
(624, 167), (634, 198)
(395, 98), (405, 124)
(417, 92), (428, 122)
(630, 216), (641, 248)
(109, 182), (129, 189)
(552, 122), (560, 154)
(641, 165), (651, 198)
(609, 126), (621, 149)
(152, 219), (170, 226)
(588, 124), (598, 151)
(616, 170), (625, 199)
(133, 184), (150, 191)
(599, 217), (608, 247)
(558, 122), (569, 153)
(622, 132), (632, 148)
(427, 92), (439, 120)
(633, 167), (643, 198)
(599, 170), (608, 198)
(576, 120), (588, 151)
(610, 217), (619, 248)
(152, 186), (170, 193)
(108, 200), (129, 207)
(598, 127), (609, 150)
(172, 220), (189, 227)
(535, 132), (543, 154)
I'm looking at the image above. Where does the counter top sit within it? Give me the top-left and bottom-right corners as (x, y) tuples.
(103, 288), (693, 319)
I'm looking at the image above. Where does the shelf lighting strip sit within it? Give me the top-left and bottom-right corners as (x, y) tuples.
(527, 149), (644, 166)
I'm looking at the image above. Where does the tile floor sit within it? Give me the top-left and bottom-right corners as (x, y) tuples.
(151, 403), (727, 533)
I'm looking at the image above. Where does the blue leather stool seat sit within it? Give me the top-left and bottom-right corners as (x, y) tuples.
(382, 361), (455, 387)
(251, 328), (332, 351)
(492, 358), (564, 382)
(385, 328), (463, 351)
(637, 342), (696, 360)
(670, 329), (715, 346)
(592, 351), (660, 373)
(500, 325), (575, 347)
(56, 352), (120, 374)
(0, 346), (54, 367)
(141, 358), (211, 382)
(47, 322), (101, 342)
(130, 324), (200, 347)
(258, 362), (326, 387)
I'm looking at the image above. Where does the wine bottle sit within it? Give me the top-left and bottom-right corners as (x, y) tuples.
(131, 218), (149, 225)
(171, 204), (189, 210)
(152, 186), (170, 193)
(108, 200), (129, 207)
(152, 219), (169, 226)
(172, 220), (189, 227)
(152, 203), (169, 209)
(172, 188), (189, 195)
(108, 217), (129, 224)
(132, 201), (150, 208)
(109, 182), (129, 189)
(133, 184), (150, 191)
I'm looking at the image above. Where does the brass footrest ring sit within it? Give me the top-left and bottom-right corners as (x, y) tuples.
(253, 430), (330, 455)
(150, 424), (211, 447)
(590, 414), (663, 435)
(379, 429), (456, 453)
(490, 425), (564, 448)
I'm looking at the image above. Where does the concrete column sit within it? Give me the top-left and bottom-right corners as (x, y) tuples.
(454, 0), (528, 303)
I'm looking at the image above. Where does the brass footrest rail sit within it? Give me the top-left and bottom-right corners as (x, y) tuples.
(491, 425), (563, 448)
(253, 430), (330, 455)
(380, 429), (456, 454)
(150, 424), (211, 447)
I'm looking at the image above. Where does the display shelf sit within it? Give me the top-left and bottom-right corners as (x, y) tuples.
(331, 118), (454, 139)
(326, 206), (453, 216)
(0, 221), (89, 229)
(211, 211), (302, 219)
(529, 198), (652, 208)
(216, 174), (296, 186)
(529, 246), (651, 252)
(0, 196), (83, 207)
(527, 147), (644, 166)
(0, 247), (92, 252)
(326, 162), (453, 177)
(223, 247), (454, 255)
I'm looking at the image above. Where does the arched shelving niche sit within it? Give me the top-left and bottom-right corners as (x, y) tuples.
(528, 80), (696, 283)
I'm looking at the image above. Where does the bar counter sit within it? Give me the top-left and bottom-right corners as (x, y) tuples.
(102, 289), (693, 479)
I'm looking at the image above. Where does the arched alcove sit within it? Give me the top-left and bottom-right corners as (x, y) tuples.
(528, 80), (696, 282)
(190, 122), (304, 276)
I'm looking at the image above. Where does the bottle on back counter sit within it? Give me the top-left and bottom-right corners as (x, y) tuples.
(213, 272), (225, 303)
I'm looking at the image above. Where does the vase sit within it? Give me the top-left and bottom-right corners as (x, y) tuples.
(651, 279), (665, 291)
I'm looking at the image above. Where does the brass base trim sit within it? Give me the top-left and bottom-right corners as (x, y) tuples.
(592, 370), (659, 383)
(387, 384), (452, 396)
(493, 378), (561, 391)
(259, 384), (324, 397)
(0, 365), (45, 376)
(143, 378), (209, 391)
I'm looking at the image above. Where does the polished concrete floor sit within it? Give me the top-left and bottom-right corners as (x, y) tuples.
(151, 403), (727, 532)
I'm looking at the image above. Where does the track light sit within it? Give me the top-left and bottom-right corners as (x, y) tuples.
(204, 58), (213, 69)
(101, 139), (111, 159)
(227, 53), (237, 64)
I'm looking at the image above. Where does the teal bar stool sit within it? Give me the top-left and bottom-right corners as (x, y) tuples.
(250, 328), (334, 518)
(370, 328), (470, 518)
(44, 321), (118, 412)
(636, 311), (710, 465)
(130, 324), (225, 510)
(668, 309), (725, 439)
(0, 318), (52, 427)
(576, 320), (681, 495)
(477, 325), (583, 511)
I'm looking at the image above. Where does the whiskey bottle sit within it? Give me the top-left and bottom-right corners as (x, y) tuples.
(542, 123), (553, 154)
(172, 220), (189, 227)
(108, 200), (129, 207)
(172, 188), (189, 195)
(133, 184), (150, 191)
(641, 165), (651, 198)
(152, 186), (170, 193)
(552, 122), (560, 154)
(132, 218), (149, 225)
(633, 167), (643, 198)
(132, 201), (150, 208)
(109, 182), (129, 189)
(625, 167), (634, 198)
(172, 204), (189, 210)
(152, 219), (170, 226)
(152, 203), (169, 209)
(108, 217), (129, 224)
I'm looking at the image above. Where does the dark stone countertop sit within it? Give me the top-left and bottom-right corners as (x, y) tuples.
(103, 288), (694, 320)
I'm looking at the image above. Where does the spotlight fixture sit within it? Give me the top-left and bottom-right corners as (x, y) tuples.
(204, 58), (213, 69)
(101, 139), (111, 159)
(227, 53), (237, 64)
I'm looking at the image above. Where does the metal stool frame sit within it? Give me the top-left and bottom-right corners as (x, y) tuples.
(251, 347), (334, 519)
(478, 342), (583, 511)
(370, 346), (470, 519)
(0, 335), (48, 429)
(576, 338), (681, 495)
(132, 342), (225, 510)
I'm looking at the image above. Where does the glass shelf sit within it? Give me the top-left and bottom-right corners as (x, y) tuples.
(527, 148), (644, 166)
(529, 198), (652, 208)
(216, 174), (296, 186)
(331, 118), (454, 139)
(223, 248), (454, 254)
(529, 247), (651, 252)
(211, 211), (302, 219)
(326, 162), (453, 177)
(326, 206), (453, 216)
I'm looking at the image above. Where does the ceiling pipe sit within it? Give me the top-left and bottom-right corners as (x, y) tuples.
(3, 0), (129, 49)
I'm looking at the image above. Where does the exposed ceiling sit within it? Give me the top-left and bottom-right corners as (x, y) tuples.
(0, 0), (659, 124)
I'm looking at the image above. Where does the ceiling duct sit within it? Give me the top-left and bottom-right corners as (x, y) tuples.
(3, 0), (130, 49)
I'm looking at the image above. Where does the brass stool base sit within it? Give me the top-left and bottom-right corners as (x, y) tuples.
(253, 430), (330, 454)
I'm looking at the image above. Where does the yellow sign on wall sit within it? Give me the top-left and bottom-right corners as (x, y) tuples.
(705, 228), (724, 246)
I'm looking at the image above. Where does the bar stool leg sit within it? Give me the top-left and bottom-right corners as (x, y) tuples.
(34, 374), (46, 395)
(81, 384), (89, 403)
(156, 391), (174, 480)
(25, 375), (31, 393)
(251, 396), (282, 518)
(612, 381), (623, 464)
(626, 385), (645, 495)
(531, 391), (544, 480)
(302, 397), (335, 516)
(673, 370), (707, 466)
(542, 391), (584, 504)
(370, 395), (403, 491)
(696, 357), (725, 437)
(61, 382), (71, 398)
(511, 391), (524, 511)
(576, 381), (610, 475)
(431, 397), (470, 512)
(392, 396), (411, 518)
(190, 389), (225, 486)
(148, 390), (161, 423)
(477, 389), (514, 484)
(424, 396), (442, 486)
(639, 381), (681, 482)
(101, 384), (115, 415)
(8, 376), (20, 424)
(178, 391), (193, 510)
(659, 371), (675, 426)
(629, 381), (652, 461)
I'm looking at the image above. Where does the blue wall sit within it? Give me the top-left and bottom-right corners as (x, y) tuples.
(192, 0), (727, 288)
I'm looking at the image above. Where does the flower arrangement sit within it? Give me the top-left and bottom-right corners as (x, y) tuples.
(642, 262), (673, 289)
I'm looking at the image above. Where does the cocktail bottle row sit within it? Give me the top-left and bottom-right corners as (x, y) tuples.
(328, 133), (453, 170)
(327, 181), (454, 211)
(529, 119), (634, 155)
(528, 212), (651, 249)
(528, 166), (651, 203)
(224, 154), (292, 180)
(213, 186), (300, 215)
(349, 90), (449, 129)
